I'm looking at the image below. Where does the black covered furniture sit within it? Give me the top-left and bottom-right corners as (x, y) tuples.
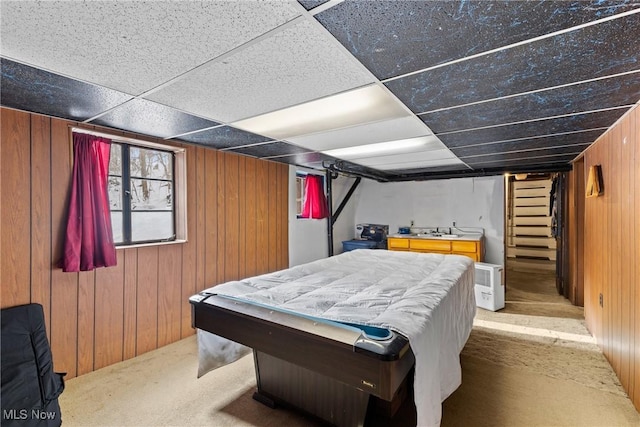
(190, 293), (415, 426)
(1, 303), (65, 427)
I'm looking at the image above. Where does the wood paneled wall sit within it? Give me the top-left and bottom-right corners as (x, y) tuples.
(581, 104), (638, 410)
(0, 107), (289, 378)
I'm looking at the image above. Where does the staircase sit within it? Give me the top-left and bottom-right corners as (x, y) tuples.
(507, 176), (556, 272)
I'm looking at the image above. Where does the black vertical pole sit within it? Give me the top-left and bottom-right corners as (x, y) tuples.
(326, 169), (334, 257)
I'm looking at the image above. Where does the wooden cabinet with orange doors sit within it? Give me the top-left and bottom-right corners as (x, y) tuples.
(387, 237), (483, 261)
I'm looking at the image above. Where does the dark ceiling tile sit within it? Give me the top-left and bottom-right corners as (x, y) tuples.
(466, 154), (578, 168)
(227, 141), (312, 158)
(420, 73), (640, 133)
(297, 0), (329, 11)
(1, 57), (132, 121)
(316, 1), (637, 80)
(386, 13), (640, 112)
(90, 98), (220, 139)
(466, 161), (573, 174)
(175, 126), (273, 149)
(450, 130), (602, 157)
(462, 146), (586, 163)
(438, 107), (629, 148)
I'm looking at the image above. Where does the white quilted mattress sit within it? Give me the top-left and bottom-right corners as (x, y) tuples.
(197, 249), (476, 427)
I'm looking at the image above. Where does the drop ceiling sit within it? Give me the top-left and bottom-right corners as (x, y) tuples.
(1, 0), (639, 181)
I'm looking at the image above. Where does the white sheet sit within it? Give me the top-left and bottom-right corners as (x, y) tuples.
(196, 249), (476, 427)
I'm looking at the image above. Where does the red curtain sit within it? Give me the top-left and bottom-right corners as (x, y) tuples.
(62, 133), (117, 272)
(301, 174), (328, 219)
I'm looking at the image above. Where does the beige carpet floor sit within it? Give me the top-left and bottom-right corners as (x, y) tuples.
(59, 269), (640, 426)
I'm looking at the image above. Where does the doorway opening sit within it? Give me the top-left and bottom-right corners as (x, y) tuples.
(504, 170), (582, 313)
(506, 173), (557, 273)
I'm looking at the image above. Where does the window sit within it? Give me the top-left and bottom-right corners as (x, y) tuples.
(296, 173), (306, 217)
(296, 172), (328, 219)
(108, 142), (176, 245)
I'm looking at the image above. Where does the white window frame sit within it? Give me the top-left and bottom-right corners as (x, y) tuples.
(296, 173), (306, 218)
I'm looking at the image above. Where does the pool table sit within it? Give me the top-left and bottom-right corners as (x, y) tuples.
(190, 292), (415, 426)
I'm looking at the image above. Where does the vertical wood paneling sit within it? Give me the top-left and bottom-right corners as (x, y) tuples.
(181, 145), (197, 337)
(136, 246), (158, 355)
(157, 244), (182, 347)
(1, 108), (290, 378)
(633, 106), (640, 409)
(1, 109), (31, 308)
(238, 156), (247, 279)
(217, 152), (227, 283)
(596, 138), (606, 347)
(256, 161), (269, 275)
(49, 118), (78, 377)
(583, 156), (595, 333)
(583, 104), (639, 412)
(268, 162), (278, 272)
(275, 164), (284, 270)
(610, 125), (622, 376)
(245, 157), (258, 277)
(94, 251), (125, 369)
(225, 153), (240, 281)
(30, 114), (52, 335)
(204, 149), (218, 286)
(76, 271), (95, 375)
(619, 114), (633, 392)
(585, 147), (599, 331)
(601, 135), (608, 350)
(279, 164), (289, 269)
(575, 159), (585, 308)
(123, 248), (138, 360)
(601, 137), (608, 353)
(195, 147), (206, 292)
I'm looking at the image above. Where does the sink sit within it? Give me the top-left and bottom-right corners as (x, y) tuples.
(395, 232), (464, 239)
(411, 233), (462, 239)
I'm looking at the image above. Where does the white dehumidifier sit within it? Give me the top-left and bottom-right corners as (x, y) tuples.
(474, 262), (504, 311)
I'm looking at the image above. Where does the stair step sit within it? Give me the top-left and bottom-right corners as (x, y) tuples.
(507, 258), (556, 272)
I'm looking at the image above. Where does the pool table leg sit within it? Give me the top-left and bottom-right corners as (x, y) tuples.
(253, 350), (370, 427)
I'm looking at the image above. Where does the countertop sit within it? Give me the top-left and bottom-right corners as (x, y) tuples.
(389, 233), (483, 242)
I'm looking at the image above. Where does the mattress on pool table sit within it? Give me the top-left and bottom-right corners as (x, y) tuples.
(195, 249), (476, 427)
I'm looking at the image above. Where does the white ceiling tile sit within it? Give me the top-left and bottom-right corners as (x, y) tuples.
(146, 18), (374, 123)
(356, 157), (466, 171)
(0, 1), (301, 95)
(287, 116), (435, 151)
(350, 148), (459, 166)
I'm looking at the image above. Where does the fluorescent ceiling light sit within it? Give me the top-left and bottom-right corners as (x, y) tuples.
(345, 148), (458, 166)
(287, 116), (434, 152)
(322, 136), (438, 159)
(358, 157), (465, 171)
(231, 84), (409, 140)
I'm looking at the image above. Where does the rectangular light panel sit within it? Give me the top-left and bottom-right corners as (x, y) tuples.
(231, 84), (410, 140)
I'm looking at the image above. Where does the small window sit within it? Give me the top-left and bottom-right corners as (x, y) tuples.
(108, 143), (175, 245)
(296, 173), (306, 217)
(296, 172), (327, 219)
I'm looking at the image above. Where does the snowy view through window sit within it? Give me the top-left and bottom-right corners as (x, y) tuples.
(108, 143), (174, 244)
